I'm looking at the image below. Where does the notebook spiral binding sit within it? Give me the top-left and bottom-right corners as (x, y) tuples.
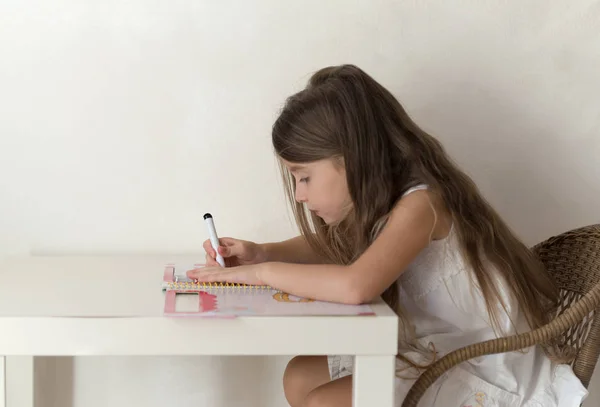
(165, 281), (272, 290)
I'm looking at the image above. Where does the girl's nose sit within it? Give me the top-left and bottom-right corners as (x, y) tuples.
(295, 188), (307, 203)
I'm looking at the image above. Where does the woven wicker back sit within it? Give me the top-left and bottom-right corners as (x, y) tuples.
(532, 224), (600, 387)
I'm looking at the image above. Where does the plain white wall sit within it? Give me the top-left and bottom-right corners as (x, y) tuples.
(1, 1), (599, 406)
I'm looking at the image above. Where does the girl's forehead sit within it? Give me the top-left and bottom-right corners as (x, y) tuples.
(281, 158), (309, 172)
(281, 158), (343, 174)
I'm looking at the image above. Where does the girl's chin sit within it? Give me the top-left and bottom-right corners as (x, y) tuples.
(319, 214), (337, 225)
(312, 210), (340, 225)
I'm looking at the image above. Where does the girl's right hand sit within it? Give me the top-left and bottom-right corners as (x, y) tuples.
(203, 237), (267, 268)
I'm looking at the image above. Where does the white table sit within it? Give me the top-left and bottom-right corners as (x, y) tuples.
(0, 255), (398, 407)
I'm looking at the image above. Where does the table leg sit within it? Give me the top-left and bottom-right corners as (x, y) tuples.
(0, 357), (4, 407)
(353, 355), (395, 407)
(3, 356), (34, 407)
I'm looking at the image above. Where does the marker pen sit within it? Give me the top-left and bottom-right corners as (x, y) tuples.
(204, 213), (225, 267)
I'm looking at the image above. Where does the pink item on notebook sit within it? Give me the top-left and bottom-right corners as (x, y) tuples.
(163, 289), (222, 317)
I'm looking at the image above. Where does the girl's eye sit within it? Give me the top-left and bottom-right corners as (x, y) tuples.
(300, 177), (310, 183)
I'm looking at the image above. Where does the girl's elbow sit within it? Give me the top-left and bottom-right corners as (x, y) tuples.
(344, 294), (369, 305)
(343, 279), (375, 305)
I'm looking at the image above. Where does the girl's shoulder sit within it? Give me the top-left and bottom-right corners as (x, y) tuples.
(397, 184), (452, 242)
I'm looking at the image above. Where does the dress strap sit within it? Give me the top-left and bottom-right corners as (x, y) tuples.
(401, 184), (437, 242)
(402, 184), (428, 198)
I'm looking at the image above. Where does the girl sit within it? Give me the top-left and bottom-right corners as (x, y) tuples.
(187, 65), (588, 406)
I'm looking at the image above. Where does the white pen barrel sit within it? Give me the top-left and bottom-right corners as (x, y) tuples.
(205, 216), (225, 267)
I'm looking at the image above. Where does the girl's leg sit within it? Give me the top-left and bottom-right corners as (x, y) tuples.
(283, 356), (331, 407)
(302, 376), (352, 407)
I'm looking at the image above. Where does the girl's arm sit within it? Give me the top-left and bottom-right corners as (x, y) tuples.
(261, 235), (327, 264)
(257, 190), (440, 304)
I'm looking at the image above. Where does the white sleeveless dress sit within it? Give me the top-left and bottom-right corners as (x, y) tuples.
(327, 185), (588, 406)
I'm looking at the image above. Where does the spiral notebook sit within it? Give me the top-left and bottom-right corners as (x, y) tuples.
(162, 263), (374, 318)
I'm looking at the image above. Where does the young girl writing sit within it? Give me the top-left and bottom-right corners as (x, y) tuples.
(187, 65), (587, 406)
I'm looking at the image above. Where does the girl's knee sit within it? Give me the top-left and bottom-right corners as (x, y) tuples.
(301, 375), (353, 407)
(283, 356), (309, 405)
(283, 356), (329, 407)
(302, 388), (333, 407)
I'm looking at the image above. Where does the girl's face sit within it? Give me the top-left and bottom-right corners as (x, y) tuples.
(282, 158), (351, 224)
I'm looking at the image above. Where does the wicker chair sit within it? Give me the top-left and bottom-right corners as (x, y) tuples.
(402, 224), (600, 407)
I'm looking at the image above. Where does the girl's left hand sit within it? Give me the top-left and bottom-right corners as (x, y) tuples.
(186, 264), (267, 286)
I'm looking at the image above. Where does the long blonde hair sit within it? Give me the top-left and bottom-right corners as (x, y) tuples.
(271, 64), (560, 369)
